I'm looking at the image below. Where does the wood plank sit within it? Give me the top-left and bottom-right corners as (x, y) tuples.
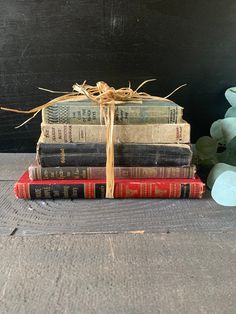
(0, 233), (235, 313)
(0, 181), (235, 235)
(0, 153), (34, 180)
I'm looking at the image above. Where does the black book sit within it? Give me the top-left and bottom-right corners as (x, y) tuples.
(37, 142), (193, 167)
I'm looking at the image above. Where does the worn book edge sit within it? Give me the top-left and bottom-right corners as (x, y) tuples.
(40, 121), (191, 144)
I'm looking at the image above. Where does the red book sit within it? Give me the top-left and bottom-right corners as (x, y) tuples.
(14, 170), (205, 199)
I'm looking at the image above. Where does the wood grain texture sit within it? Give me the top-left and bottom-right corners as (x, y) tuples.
(0, 233), (235, 314)
(1, 0), (236, 152)
(0, 153), (34, 180)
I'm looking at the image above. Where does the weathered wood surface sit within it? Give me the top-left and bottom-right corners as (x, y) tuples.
(0, 153), (236, 236)
(0, 233), (236, 314)
(0, 153), (34, 180)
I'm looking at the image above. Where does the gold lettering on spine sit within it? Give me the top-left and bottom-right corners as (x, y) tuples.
(154, 185), (168, 197)
(72, 187), (78, 198)
(63, 186), (69, 198)
(42, 169), (48, 179)
(142, 182), (147, 197)
(125, 185), (135, 197)
(35, 188), (42, 198)
(43, 187), (51, 198)
(60, 148), (65, 164)
(58, 169), (64, 179)
(50, 170), (55, 179)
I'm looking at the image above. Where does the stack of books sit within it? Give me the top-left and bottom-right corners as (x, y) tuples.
(14, 98), (205, 199)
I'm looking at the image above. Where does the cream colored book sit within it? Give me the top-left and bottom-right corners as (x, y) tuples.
(40, 121), (190, 144)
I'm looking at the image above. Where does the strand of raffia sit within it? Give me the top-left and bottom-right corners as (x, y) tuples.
(1, 80), (186, 198)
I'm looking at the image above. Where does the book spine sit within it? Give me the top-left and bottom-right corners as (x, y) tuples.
(14, 180), (205, 199)
(41, 123), (190, 144)
(42, 103), (183, 124)
(37, 143), (192, 167)
(29, 165), (196, 180)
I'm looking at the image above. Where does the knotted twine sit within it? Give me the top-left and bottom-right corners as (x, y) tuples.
(1, 80), (186, 198)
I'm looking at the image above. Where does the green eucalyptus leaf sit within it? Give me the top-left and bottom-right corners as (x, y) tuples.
(210, 119), (225, 143)
(225, 136), (236, 165)
(217, 149), (229, 163)
(221, 117), (236, 144)
(225, 87), (236, 107)
(195, 136), (218, 159)
(207, 163), (236, 189)
(217, 150), (236, 166)
(225, 107), (236, 118)
(211, 171), (236, 206)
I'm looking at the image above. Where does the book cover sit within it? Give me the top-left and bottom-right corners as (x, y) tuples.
(29, 160), (196, 180)
(42, 99), (183, 125)
(15, 170), (205, 199)
(37, 143), (193, 167)
(41, 121), (190, 144)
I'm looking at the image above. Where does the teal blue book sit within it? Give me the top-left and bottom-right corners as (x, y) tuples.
(42, 99), (183, 125)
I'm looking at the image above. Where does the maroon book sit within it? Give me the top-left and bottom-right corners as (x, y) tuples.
(29, 160), (196, 180)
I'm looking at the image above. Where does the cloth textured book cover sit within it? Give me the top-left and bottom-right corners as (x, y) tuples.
(42, 99), (183, 124)
(40, 122), (190, 144)
(37, 143), (193, 167)
(29, 161), (196, 180)
(15, 170), (205, 199)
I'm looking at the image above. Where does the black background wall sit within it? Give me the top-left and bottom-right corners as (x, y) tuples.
(0, 0), (236, 152)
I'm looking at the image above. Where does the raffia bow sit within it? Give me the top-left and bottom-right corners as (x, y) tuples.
(1, 79), (186, 198)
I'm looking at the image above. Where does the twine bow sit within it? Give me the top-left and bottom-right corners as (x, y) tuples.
(1, 79), (186, 198)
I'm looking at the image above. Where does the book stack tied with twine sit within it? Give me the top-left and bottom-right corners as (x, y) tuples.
(4, 80), (205, 199)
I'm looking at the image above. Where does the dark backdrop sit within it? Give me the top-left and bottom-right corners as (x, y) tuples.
(0, 0), (236, 152)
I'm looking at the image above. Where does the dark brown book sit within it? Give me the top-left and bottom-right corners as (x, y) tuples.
(37, 142), (193, 167)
